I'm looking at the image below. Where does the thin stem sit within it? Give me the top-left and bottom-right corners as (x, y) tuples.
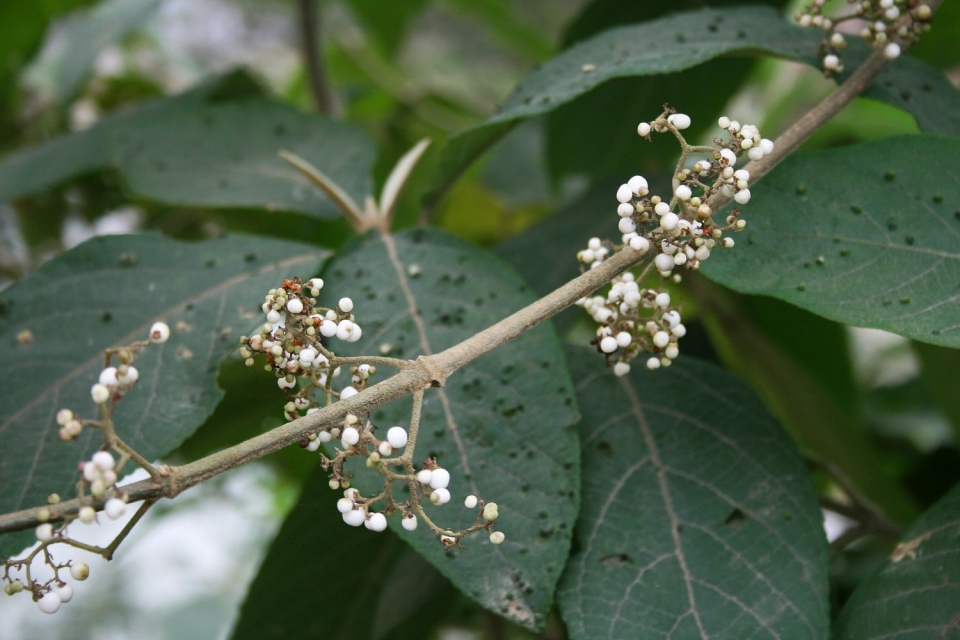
(102, 499), (155, 559)
(297, 0), (339, 117)
(401, 388), (425, 464)
(330, 356), (413, 370)
(0, 38), (906, 537)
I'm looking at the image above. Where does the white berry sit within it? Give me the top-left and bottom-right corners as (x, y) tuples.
(90, 384), (110, 405)
(342, 509), (365, 527)
(365, 512), (388, 532)
(92, 451), (115, 471)
(489, 531), (505, 545)
(36, 523), (54, 542)
(104, 498), (126, 520)
(668, 113), (691, 130)
(341, 426), (360, 446)
(386, 426), (408, 449)
(402, 514), (418, 531)
(149, 322), (170, 343)
(37, 592), (61, 614)
(70, 562), (89, 581)
(429, 468), (450, 489)
(52, 583), (73, 603)
(464, 495), (478, 509)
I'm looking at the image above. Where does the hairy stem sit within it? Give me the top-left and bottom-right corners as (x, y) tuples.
(0, 38), (904, 537)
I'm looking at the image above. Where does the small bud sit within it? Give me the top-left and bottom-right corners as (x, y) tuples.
(483, 502), (499, 521)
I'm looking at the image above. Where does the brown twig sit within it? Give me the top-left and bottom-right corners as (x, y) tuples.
(0, 30), (909, 537)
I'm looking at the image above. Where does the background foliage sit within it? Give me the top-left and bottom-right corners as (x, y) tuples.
(0, 0), (958, 638)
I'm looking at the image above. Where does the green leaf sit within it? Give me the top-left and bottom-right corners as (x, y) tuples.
(0, 90), (375, 220)
(835, 481), (960, 639)
(692, 281), (918, 523)
(25, 0), (161, 106)
(701, 135), (960, 348)
(0, 232), (327, 559)
(341, 0), (429, 54)
(0, 0), (96, 141)
(231, 468), (450, 640)
(321, 228), (580, 630)
(428, 6), (960, 204)
(544, 0), (788, 184)
(557, 347), (829, 639)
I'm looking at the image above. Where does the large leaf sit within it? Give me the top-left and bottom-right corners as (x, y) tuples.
(0, 232), (327, 558)
(702, 135), (960, 348)
(429, 6), (960, 204)
(557, 347), (829, 639)
(545, 0), (788, 184)
(0, 91), (375, 219)
(231, 467), (450, 640)
(835, 481), (960, 639)
(321, 228), (580, 630)
(26, 0), (161, 106)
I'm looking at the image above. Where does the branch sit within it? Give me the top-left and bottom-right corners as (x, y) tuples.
(297, 0), (340, 117)
(0, 38), (904, 538)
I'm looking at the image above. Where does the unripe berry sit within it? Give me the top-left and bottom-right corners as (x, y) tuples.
(70, 562), (89, 581)
(36, 523), (54, 542)
(489, 531), (505, 545)
(483, 502), (499, 521)
(90, 384), (110, 405)
(79, 506), (96, 524)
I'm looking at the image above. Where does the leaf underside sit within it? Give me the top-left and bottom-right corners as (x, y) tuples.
(835, 481), (960, 639)
(557, 347), (830, 640)
(430, 5), (960, 202)
(0, 232), (327, 558)
(702, 135), (960, 348)
(320, 228), (581, 631)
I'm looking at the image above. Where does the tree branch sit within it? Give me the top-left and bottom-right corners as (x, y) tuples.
(297, 0), (340, 117)
(0, 35), (905, 538)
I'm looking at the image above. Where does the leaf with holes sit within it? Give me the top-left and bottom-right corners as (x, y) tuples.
(320, 228), (580, 631)
(701, 135), (960, 348)
(0, 232), (327, 559)
(231, 468), (450, 640)
(557, 347), (829, 639)
(835, 481), (960, 639)
(428, 6), (960, 203)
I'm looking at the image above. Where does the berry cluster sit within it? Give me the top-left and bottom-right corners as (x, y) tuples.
(310, 409), (504, 546)
(239, 278), (365, 420)
(577, 111), (767, 373)
(4, 321), (172, 614)
(796, 0), (933, 75)
(240, 279), (506, 548)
